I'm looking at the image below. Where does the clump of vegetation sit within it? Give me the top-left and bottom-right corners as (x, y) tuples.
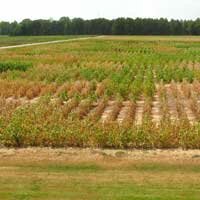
(0, 61), (32, 73)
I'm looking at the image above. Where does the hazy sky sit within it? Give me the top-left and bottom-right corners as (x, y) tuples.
(0, 0), (200, 22)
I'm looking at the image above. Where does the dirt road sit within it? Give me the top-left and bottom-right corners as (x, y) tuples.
(1, 148), (200, 162)
(0, 36), (104, 50)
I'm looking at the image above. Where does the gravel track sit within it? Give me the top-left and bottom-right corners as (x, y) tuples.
(0, 36), (104, 50)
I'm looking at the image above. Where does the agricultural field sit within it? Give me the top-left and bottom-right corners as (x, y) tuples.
(1, 36), (200, 148)
(0, 35), (84, 47)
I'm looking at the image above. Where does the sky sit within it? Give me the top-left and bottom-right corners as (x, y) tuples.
(0, 0), (200, 22)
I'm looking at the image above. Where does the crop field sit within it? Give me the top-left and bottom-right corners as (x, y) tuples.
(1, 36), (200, 149)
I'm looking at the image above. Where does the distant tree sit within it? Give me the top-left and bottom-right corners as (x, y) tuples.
(112, 18), (127, 35)
(0, 21), (10, 35)
(58, 17), (72, 34)
(9, 21), (21, 36)
(184, 20), (193, 35)
(20, 19), (32, 35)
(71, 18), (85, 35)
(170, 20), (184, 35)
(157, 18), (170, 35)
(125, 18), (135, 35)
(191, 19), (200, 35)
(86, 18), (111, 35)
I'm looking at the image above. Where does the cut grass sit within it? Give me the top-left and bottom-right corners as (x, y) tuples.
(0, 153), (200, 200)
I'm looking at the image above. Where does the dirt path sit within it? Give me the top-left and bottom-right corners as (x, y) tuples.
(134, 99), (145, 125)
(0, 36), (104, 50)
(101, 101), (121, 123)
(117, 101), (135, 124)
(151, 94), (161, 125)
(166, 85), (179, 121)
(1, 148), (200, 162)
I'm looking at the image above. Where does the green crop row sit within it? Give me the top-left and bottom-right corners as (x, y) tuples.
(0, 61), (32, 73)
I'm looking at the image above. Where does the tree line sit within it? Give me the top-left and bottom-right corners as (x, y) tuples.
(0, 17), (200, 36)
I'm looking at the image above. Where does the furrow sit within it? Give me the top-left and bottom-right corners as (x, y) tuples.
(165, 86), (179, 122)
(88, 100), (107, 120)
(5, 96), (40, 107)
(101, 101), (122, 123)
(151, 95), (161, 125)
(134, 99), (145, 125)
(117, 101), (135, 124)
